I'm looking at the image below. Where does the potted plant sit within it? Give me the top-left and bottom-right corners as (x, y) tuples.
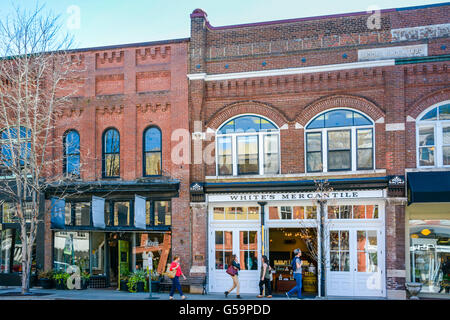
(80, 272), (91, 290)
(127, 270), (146, 293)
(150, 271), (160, 292)
(53, 271), (70, 290)
(120, 270), (130, 292)
(37, 270), (54, 289)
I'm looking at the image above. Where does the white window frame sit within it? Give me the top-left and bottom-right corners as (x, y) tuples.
(215, 114), (281, 176)
(416, 100), (450, 169)
(304, 108), (375, 173)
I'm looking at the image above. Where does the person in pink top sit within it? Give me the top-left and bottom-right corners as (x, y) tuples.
(169, 255), (187, 300)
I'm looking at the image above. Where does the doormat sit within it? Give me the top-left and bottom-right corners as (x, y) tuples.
(0, 292), (53, 296)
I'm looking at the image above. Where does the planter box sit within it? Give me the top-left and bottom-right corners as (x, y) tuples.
(151, 281), (160, 292)
(80, 279), (89, 290)
(136, 281), (145, 293)
(39, 278), (54, 289)
(120, 280), (128, 292)
(55, 281), (66, 290)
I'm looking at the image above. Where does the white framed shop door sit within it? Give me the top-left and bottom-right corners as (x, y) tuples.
(327, 228), (384, 297)
(209, 227), (260, 294)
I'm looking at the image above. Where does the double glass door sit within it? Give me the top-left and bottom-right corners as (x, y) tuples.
(210, 228), (260, 293)
(326, 228), (384, 297)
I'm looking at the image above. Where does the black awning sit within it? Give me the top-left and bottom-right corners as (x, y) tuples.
(407, 171), (450, 205)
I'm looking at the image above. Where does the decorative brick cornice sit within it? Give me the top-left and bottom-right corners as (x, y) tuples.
(56, 107), (84, 118)
(95, 105), (124, 115)
(206, 100), (289, 130)
(136, 102), (170, 113)
(406, 87), (450, 120)
(295, 94), (385, 126)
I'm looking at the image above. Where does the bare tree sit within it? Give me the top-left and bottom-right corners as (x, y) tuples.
(297, 179), (335, 297)
(0, 3), (83, 294)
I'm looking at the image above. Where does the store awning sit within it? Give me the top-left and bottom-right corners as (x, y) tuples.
(407, 171), (450, 205)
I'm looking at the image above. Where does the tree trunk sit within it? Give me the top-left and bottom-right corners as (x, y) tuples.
(21, 221), (30, 294)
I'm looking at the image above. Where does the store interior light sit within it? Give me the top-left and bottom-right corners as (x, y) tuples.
(421, 229), (431, 236)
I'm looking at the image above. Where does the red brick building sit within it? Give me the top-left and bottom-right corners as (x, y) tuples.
(40, 39), (192, 289)
(187, 3), (450, 299)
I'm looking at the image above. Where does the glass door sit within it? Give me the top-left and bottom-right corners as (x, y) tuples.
(327, 228), (384, 297)
(210, 228), (260, 294)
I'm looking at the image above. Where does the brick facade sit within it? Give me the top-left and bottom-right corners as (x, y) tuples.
(187, 4), (449, 298)
(43, 40), (192, 277)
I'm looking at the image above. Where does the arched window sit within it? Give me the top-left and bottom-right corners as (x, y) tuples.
(216, 115), (279, 176)
(305, 109), (374, 172)
(143, 127), (162, 176)
(416, 101), (450, 167)
(0, 126), (31, 168)
(63, 130), (80, 176)
(102, 128), (120, 178)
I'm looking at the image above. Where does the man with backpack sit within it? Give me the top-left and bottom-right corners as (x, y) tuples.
(286, 248), (303, 300)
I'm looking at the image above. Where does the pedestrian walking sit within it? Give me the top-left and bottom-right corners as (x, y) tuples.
(257, 255), (272, 298)
(224, 254), (241, 298)
(169, 256), (187, 300)
(286, 248), (303, 300)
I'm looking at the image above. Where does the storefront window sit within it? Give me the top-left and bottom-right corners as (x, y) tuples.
(74, 202), (91, 226)
(113, 202), (129, 226)
(2, 202), (33, 223)
(215, 231), (233, 270)
(410, 220), (450, 295)
(0, 229), (13, 273)
(330, 230), (350, 271)
(53, 231), (90, 273)
(214, 206), (260, 221)
(240, 231), (258, 270)
(269, 206), (317, 220)
(91, 232), (105, 276)
(134, 233), (166, 271)
(154, 201), (171, 226)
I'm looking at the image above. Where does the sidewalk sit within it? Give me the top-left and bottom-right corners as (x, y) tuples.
(0, 287), (325, 300)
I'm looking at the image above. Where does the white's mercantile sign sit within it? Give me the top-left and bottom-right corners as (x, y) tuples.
(208, 189), (385, 202)
(358, 44), (427, 61)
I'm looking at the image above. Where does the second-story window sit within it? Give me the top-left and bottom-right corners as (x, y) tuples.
(103, 128), (120, 178)
(305, 109), (374, 172)
(0, 126), (31, 170)
(216, 115), (279, 176)
(416, 101), (450, 168)
(63, 130), (80, 176)
(143, 127), (162, 176)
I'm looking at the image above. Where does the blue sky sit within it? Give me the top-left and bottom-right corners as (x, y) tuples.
(1, 0), (448, 49)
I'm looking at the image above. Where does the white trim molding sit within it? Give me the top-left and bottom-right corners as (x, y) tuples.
(187, 73), (207, 80)
(295, 122), (304, 129)
(187, 59), (395, 82)
(280, 123), (289, 130)
(385, 123), (405, 131)
(406, 115), (416, 122)
(375, 117), (385, 124)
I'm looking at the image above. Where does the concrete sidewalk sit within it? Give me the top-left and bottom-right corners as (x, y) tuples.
(0, 287), (314, 300)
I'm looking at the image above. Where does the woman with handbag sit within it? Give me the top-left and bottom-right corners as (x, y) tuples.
(224, 254), (241, 299)
(257, 255), (272, 298)
(169, 256), (187, 300)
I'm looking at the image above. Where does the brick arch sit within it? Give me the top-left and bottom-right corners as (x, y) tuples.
(407, 88), (450, 120)
(206, 100), (289, 130)
(295, 95), (385, 127)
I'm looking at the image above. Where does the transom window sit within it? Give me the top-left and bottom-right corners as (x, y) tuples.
(268, 205), (317, 220)
(416, 101), (450, 167)
(102, 128), (120, 178)
(213, 206), (260, 220)
(63, 130), (80, 176)
(216, 115), (279, 176)
(305, 109), (374, 172)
